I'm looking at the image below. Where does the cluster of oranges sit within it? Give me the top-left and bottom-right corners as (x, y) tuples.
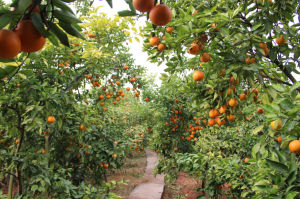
(0, 5), (45, 60)
(133, 0), (172, 26)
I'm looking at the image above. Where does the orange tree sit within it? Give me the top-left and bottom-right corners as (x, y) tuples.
(0, 6), (150, 198)
(138, 0), (300, 198)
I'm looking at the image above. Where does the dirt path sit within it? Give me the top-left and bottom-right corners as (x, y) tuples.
(129, 149), (164, 199)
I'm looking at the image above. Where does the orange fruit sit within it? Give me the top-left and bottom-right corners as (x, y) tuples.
(149, 4), (172, 26)
(193, 70), (205, 81)
(188, 42), (202, 55)
(245, 57), (251, 65)
(230, 76), (239, 85)
(133, 0), (154, 12)
(251, 88), (258, 95)
(271, 120), (282, 130)
(192, 10), (198, 16)
(41, 149), (46, 154)
(15, 19), (46, 52)
(47, 116), (56, 123)
(219, 105), (227, 114)
(215, 117), (225, 126)
(274, 136), (282, 142)
(275, 35), (287, 45)
(220, 69), (226, 76)
(157, 43), (166, 51)
(123, 65), (129, 70)
(239, 94), (246, 100)
(166, 27), (174, 34)
(84, 98), (88, 103)
(244, 157), (250, 162)
(200, 53), (210, 62)
(149, 36), (160, 46)
(209, 109), (219, 118)
(289, 140), (300, 155)
(228, 98), (238, 107)
(112, 154), (117, 158)
(208, 119), (215, 126)
(257, 107), (264, 114)
(227, 114), (236, 121)
(0, 29), (21, 59)
(80, 124), (85, 131)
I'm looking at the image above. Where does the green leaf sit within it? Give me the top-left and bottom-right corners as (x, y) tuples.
(59, 22), (85, 40)
(286, 171), (297, 186)
(290, 82), (300, 93)
(31, 13), (48, 37)
(253, 125), (264, 135)
(0, 14), (11, 29)
(52, 0), (74, 14)
(272, 84), (285, 92)
(47, 31), (59, 46)
(118, 10), (137, 17)
(53, 10), (82, 24)
(266, 159), (288, 172)
(48, 22), (69, 47)
(106, 0), (113, 8)
(285, 191), (299, 199)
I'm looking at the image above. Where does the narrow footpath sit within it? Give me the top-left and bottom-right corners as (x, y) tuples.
(129, 149), (164, 199)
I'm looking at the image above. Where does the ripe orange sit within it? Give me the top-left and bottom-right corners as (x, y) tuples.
(0, 29), (21, 59)
(188, 43), (202, 55)
(219, 105), (227, 114)
(271, 119), (282, 130)
(275, 35), (287, 45)
(244, 157), (250, 162)
(230, 76), (239, 85)
(208, 119), (215, 126)
(41, 149), (46, 154)
(149, 36), (160, 46)
(227, 114), (236, 121)
(220, 69), (226, 76)
(215, 117), (225, 126)
(157, 43), (166, 51)
(149, 4), (172, 26)
(145, 97), (149, 102)
(245, 57), (251, 65)
(123, 65), (129, 70)
(200, 53), (210, 62)
(257, 107), (264, 114)
(80, 124), (85, 131)
(192, 10), (198, 16)
(289, 140), (300, 154)
(166, 27), (174, 34)
(209, 109), (219, 118)
(239, 94), (246, 100)
(84, 98), (88, 103)
(274, 136), (282, 142)
(112, 154), (117, 158)
(15, 19), (46, 52)
(47, 116), (56, 123)
(193, 70), (205, 81)
(133, 0), (154, 12)
(251, 88), (258, 95)
(228, 98), (238, 107)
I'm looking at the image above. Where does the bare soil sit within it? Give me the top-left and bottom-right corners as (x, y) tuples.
(107, 151), (147, 199)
